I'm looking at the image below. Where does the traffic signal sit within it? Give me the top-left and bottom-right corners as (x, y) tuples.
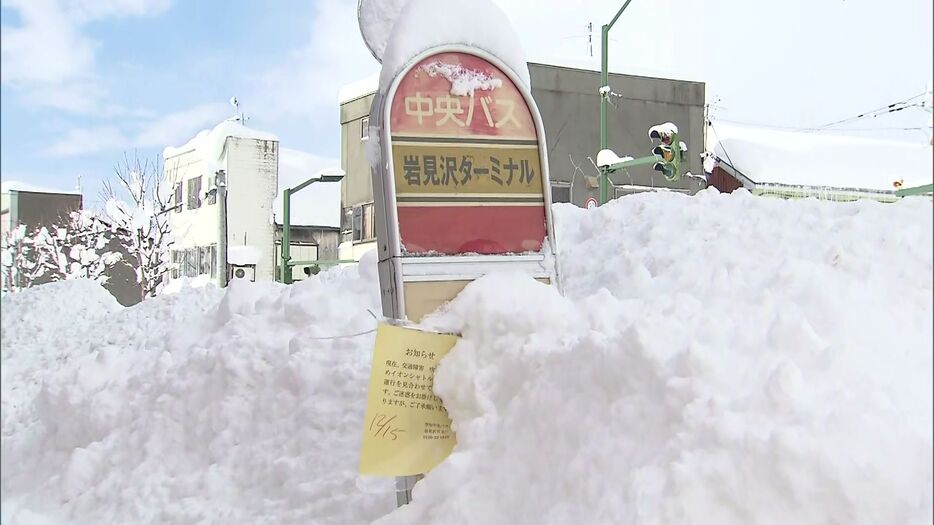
(648, 124), (686, 181)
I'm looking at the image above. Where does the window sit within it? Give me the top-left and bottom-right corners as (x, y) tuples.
(352, 206), (363, 242)
(199, 245), (216, 277)
(363, 202), (375, 240)
(206, 182), (217, 205)
(361, 116), (370, 140)
(174, 183), (183, 212)
(182, 248), (199, 277)
(352, 203), (376, 242)
(551, 183), (571, 204)
(187, 176), (202, 210)
(171, 251), (180, 278)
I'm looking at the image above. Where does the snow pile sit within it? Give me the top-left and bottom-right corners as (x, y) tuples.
(377, 0), (530, 96)
(1, 257), (395, 524)
(418, 61), (503, 96)
(3, 191), (932, 524)
(2, 279), (122, 431)
(379, 190), (933, 524)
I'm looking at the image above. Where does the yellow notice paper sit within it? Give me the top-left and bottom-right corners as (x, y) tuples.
(359, 323), (459, 476)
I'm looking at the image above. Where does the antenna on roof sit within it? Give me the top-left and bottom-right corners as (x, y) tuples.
(229, 96), (245, 123)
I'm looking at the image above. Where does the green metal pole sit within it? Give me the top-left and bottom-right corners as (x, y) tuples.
(599, 0), (636, 206)
(600, 25), (609, 205)
(280, 188), (291, 284)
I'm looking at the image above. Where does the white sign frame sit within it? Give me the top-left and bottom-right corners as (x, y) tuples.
(372, 45), (559, 321)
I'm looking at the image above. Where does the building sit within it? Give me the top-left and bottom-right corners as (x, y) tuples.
(1, 181), (141, 305)
(705, 122), (934, 201)
(1, 182), (82, 238)
(337, 62), (707, 259)
(163, 119), (279, 285)
(164, 119), (343, 285)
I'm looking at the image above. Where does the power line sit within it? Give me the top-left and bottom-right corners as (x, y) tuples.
(713, 117), (931, 133)
(806, 92), (927, 131)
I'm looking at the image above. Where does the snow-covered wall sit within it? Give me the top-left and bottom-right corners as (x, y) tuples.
(225, 137), (278, 282)
(164, 122), (280, 284)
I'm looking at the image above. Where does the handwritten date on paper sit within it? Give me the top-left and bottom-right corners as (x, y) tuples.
(369, 413), (406, 441)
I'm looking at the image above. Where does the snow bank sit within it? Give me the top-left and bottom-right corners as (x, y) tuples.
(1, 262), (394, 524)
(377, 0), (530, 96)
(380, 190), (934, 524)
(3, 191), (932, 524)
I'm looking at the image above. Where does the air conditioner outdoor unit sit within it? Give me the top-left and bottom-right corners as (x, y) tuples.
(228, 264), (256, 282)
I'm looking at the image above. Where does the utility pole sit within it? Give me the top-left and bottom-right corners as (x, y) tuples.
(216, 170), (228, 287)
(280, 187), (291, 283)
(587, 23), (593, 57)
(599, 0), (636, 205)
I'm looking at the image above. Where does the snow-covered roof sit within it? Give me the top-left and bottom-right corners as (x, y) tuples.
(338, 73), (379, 105)
(1, 180), (81, 195)
(227, 245), (262, 266)
(706, 122), (934, 192)
(273, 148), (342, 228)
(163, 119), (279, 159)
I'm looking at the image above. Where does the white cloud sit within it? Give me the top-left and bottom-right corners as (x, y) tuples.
(0, 0), (173, 113)
(0, 0), (96, 85)
(250, 0), (377, 121)
(46, 126), (129, 157)
(134, 102), (231, 149)
(47, 102), (231, 157)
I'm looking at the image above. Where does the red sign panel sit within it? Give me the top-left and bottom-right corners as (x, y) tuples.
(389, 52), (547, 255)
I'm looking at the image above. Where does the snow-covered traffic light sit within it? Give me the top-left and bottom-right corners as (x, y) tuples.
(648, 122), (686, 181)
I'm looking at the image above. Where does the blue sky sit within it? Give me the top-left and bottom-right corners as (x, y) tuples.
(2, 0), (932, 207)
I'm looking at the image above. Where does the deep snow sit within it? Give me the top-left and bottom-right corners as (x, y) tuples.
(2, 190), (932, 524)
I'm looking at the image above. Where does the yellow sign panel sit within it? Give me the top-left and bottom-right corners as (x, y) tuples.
(391, 143), (544, 196)
(359, 323), (460, 476)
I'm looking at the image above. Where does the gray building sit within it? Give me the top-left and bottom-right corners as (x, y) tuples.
(1, 183), (141, 305)
(273, 224), (340, 281)
(337, 63), (706, 258)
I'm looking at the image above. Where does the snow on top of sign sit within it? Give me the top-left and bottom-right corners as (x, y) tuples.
(419, 61), (503, 96)
(706, 122), (934, 191)
(357, 0), (409, 62)
(227, 245), (262, 266)
(596, 149), (634, 168)
(377, 0), (530, 97)
(338, 73), (379, 104)
(1, 180), (81, 195)
(163, 120), (278, 160)
(273, 148), (341, 228)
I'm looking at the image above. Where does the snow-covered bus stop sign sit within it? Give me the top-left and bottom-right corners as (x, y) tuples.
(374, 48), (556, 322)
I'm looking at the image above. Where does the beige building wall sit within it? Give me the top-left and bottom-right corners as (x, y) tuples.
(165, 135), (279, 284)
